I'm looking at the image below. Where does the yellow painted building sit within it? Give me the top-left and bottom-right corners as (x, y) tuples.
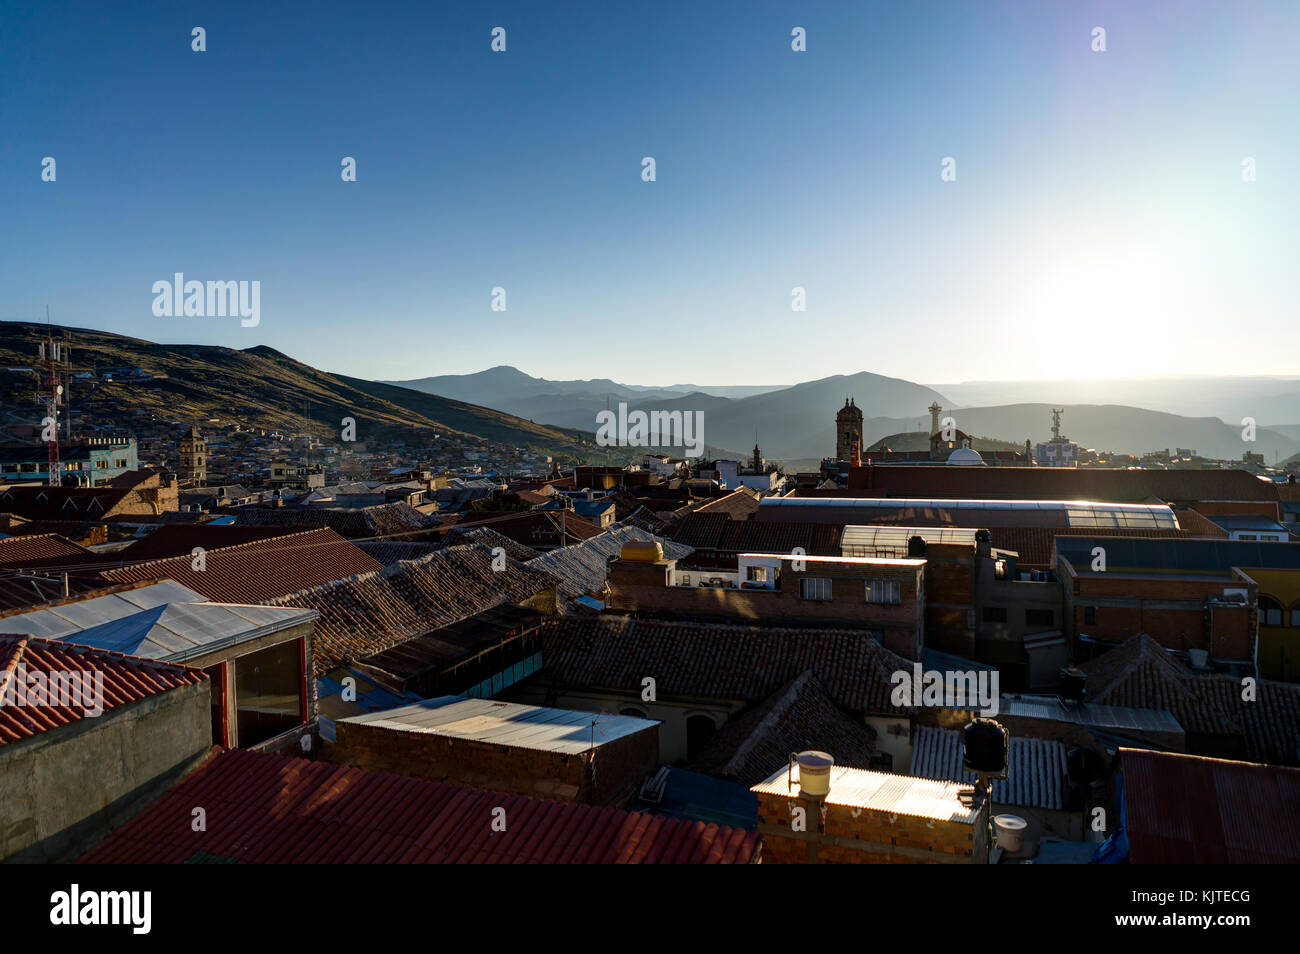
(1244, 567), (1300, 682)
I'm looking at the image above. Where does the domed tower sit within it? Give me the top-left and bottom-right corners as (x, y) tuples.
(835, 397), (863, 461)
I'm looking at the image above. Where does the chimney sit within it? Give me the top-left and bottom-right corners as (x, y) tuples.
(974, 528), (992, 560)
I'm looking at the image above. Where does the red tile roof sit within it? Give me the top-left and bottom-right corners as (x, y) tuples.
(233, 502), (436, 537)
(266, 544), (559, 675)
(688, 669), (877, 787)
(0, 535), (107, 611)
(1081, 634), (1300, 764)
(452, 509), (601, 547)
(0, 533), (92, 569)
(78, 747), (759, 864)
(1121, 748), (1300, 863)
(114, 524), (304, 562)
(694, 488), (763, 519)
(0, 635), (206, 745)
(99, 528), (383, 603)
(537, 616), (913, 714)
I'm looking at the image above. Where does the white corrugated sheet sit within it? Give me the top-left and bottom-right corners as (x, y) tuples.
(909, 725), (1068, 811)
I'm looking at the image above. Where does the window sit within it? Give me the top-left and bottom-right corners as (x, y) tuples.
(1239, 534), (1257, 541)
(234, 639), (304, 747)
(983, 607), (1007, 623)
(686, 715), (717, 759)
(1260, 596), (1283, 627)
(799, 577), (832, 601)
(866, 579), (901, 605)
(1084, 606), (1096, 625)
(747, 566), (767, 583)
(204, 662), (227, 746)
(619, 706), (647, 719)
(1292, 606), (1300, 627)
(1026, 608), (1054, 626)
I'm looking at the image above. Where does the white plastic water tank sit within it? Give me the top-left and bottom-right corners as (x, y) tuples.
(795, 750), (834, 798)
(994, 814), (1027, 852)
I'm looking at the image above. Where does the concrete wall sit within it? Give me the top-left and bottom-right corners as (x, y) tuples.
(0, 680), (211, 863)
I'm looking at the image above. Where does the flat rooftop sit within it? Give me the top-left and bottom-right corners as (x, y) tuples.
(339, 696), (659, 754)
(752, 763), (977, 824)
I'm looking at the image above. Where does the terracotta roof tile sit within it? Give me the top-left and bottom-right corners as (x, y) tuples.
(100, 528), (383, 603)
(688, 670), (877, 787)
(1082, 634), (1300, 764)
(267, 544), (558, 675)
(537, 616), (912, 714)
(0, 635), (206, 745)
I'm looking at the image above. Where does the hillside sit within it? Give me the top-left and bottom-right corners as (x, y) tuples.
(0, 322), (598, 459)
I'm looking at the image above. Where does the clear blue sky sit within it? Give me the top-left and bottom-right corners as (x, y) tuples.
(2, 0), (1296, 386)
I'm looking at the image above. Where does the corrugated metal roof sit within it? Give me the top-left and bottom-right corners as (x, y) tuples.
(998, 693), (1183, 734)
(909, 725), (1068, 810)
(753, 763), (977, 823)
(64, 602), (315, 662)
(0, 580), (208, 638)
(763, 497), (1177, 529)
(341, 696), (658, 753)
(841, 525), (981, 555)
(1122, 748), (1300, 863)
(78, 747), (760, 864)
(0, 635), (206, 745)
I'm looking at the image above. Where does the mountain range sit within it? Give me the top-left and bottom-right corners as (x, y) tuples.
(0, 322), (597, 460)
(5, 322), (1295, 469)
(389, 367), (1300, 465)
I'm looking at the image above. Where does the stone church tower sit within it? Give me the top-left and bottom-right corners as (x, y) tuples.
(179, 425), (207, 486)
(835, 398), (863, 461)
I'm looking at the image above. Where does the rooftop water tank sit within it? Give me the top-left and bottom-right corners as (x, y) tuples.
(994, 814), (1027, 852)
(794, 750), (834, 798)
(619, 540), (664, 563)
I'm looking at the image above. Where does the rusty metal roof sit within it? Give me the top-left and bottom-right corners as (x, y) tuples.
(1121, 748), (1300, 863)
(78, 747), (760, 864)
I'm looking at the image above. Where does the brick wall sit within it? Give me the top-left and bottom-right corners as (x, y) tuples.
(1061, 567), (1257, 661)
(609, 560), (924, 659)
(334, 718), (659, 807)
(756, 792), (974, 864)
